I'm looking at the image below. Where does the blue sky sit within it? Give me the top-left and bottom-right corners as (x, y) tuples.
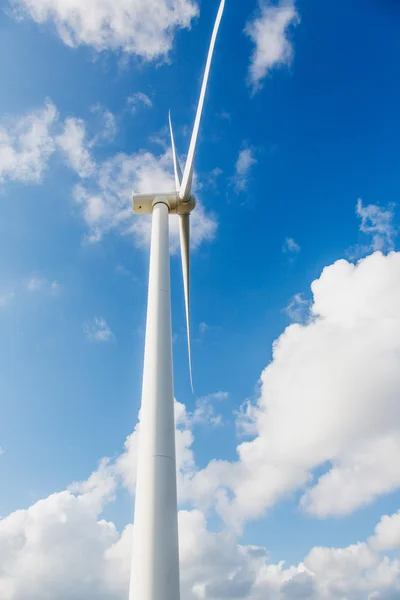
(1, 0), (400, 598)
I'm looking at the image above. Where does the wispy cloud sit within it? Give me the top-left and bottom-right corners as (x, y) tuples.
(27, 276), (45, 292)
(202, 167), (223, 190)
(83, 317), (114, 343)
(283, 237), (301, 254)
(56, 118), (96, 178)
(89, 105), (117, 145)
(356, 198), (397, 253)
(1, 275), (61, 310)
(199, 322), (209, 334)
(232, 147), (257, 192)
(245, 0), (299, 93)
(235, 399), (259, 437)
(26, 275), (61, 295)
(185, 392), (229, 428)
(128, 92), (153, 114)
(284, 293), (309, 322)
(0, 292), (15, 307)
(0, 101), (57, 184)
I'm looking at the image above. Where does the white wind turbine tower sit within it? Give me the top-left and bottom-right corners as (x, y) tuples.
(129, 2), (225, 600)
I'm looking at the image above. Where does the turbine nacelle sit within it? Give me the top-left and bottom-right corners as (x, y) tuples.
(133, 192), (196, 215)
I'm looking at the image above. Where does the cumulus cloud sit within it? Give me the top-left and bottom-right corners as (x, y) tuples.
(74, 149), (217, 252)
(232, 147), (257, 192)
(0, 101), (57, 184)
(245, 0), (299, 93)
(0, 460), (122, 600)
(1, 448), (400, 599)
(84, 317), (114, 342)
(1, 372), (400, 598)
(183, 251), (400, 528)
(370, 509), (400, 552)
(10, 0), (199, 60)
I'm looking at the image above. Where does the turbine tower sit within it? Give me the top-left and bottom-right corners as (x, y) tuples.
(129, 2), (225, 600)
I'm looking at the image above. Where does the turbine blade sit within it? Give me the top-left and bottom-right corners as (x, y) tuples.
(179, 0), (225, 201)
(179, 214), (194, 393)
(169, 111), (183, 192)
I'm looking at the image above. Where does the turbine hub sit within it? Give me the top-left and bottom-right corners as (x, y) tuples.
(133, 192), (196, 215)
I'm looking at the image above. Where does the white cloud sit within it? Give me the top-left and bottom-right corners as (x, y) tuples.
(0, 292), (15, 307)
(199, 322), (209, 334)
(128, 93), (153, 114)
(0, 101), (98, 185)
(235, 400), (260, 438)
(0, 101), (57, 184)
(26, 275), (45, 292)
(84, 317), (114, 342)
(50, 280), (62, 294)
(191, 392), (228, 428)
(0, 460), (121, 600)
(1, 384), (400, 598)
(284, 293), (309, 322)
(302, 542), (400, 600)
(245, 0), (299, 93)
(90, 105), (117, 145)
(233, 148), (257, 192)
(10, 0), (199, 60)
(1, 454), (400, 599)
(56, 118), (96, 178)
(183, 251), (400, 528)
(74, 149), (217, 252)
(356, 199), (397, 253)
(202, 167), (223, 191)
(283, 237), (301, 253)
(26, 274), (61, 296)
(370, 509), (400, 552)
(0, 102), (217, 253)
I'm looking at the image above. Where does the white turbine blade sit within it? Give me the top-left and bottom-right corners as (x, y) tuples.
(179, 214), (194, 392)
(169, 111), (183, 192)
(180, 0), (225, 201)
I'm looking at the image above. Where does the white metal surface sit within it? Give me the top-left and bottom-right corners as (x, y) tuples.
(179, 0), (225, 201)
(132, 192), (195, 215)
(130, 4), (225, 598)
(129, 200), (180, 600)
(169, 112), (183, 192)
(179, 214), (193, 392)
(168, 116), (194, 391)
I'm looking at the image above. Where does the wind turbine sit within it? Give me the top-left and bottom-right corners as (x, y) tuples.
(129, 2), (225, 600)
